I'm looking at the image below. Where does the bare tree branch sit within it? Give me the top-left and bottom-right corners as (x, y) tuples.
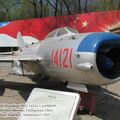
(59, 0), (63, 15)
(55, 0), (58, 16)
(43, 2), (49, 17)
(118, 0), (120, 10)
(63, 0), (71, 15)
(40, 0), (43, 17)
(30, 0), (38, 18)
(46, 0), (57, 10)
(78, 0), (81, 13)
(84, 0), (88, 13)
(109, 0), (114, 10)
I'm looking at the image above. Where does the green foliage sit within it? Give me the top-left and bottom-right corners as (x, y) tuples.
(19, 0), (35, 19)
(0, 0), (119, 21)
(0, 0), (16, 21)
(89, 0), (120, 12)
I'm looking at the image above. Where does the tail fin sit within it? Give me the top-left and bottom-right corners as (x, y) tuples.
(17, 32), (27, 49)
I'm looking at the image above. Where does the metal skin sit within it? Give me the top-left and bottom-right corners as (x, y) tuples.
(1, 27), (120, 86)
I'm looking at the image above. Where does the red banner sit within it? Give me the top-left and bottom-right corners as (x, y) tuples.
(0, 10), (120, 41)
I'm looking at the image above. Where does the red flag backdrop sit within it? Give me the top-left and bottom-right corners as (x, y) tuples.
(0, 10), (120, 40)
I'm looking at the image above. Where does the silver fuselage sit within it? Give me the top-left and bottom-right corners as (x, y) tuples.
(14, 32), (120, 86)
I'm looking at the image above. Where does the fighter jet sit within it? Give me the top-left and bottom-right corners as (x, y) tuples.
(0, 27), (120, 91)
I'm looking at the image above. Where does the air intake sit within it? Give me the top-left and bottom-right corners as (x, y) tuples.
(96, 41), (120, 79)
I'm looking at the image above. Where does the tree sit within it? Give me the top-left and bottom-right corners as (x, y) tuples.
(40, 0), (43, 17)
(30, 0), (38, 18)
(78, 0), (81, 13)
(84, 0), (88, 13)
(0, 0), (120, 22)
(91, 0), (120, 12)
(0, 0), (17, 21)
(63, 0), (71, 15)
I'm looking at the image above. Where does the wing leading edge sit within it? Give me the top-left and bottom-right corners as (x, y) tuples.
(0, 55), (42, 62)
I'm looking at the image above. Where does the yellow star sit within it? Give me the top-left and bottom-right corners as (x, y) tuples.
(82, 20), (88, 27)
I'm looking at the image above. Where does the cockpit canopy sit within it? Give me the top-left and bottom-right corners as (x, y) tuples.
(45, 27), (79, 38)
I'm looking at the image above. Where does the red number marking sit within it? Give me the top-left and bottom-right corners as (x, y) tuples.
(52, 50), (54, 64)
(69, 48), (73, 68)
(52, 48), (73, 68)
(54, 49), (59, 66)
(63, 48), (69, 68)
(59, 49), (62, 67)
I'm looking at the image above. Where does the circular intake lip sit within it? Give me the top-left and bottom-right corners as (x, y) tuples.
(94, 58), (120, 85)
(96, 42), (120, 81)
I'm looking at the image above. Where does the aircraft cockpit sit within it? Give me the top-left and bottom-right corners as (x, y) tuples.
(45, 27), (79, 39)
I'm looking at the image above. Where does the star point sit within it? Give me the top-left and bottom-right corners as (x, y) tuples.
(82, 20), (88, 27)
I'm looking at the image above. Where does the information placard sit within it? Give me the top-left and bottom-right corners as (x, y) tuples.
(18, 88), (80, 120)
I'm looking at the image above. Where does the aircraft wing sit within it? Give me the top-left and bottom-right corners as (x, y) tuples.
(0, 55), (42, 62)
